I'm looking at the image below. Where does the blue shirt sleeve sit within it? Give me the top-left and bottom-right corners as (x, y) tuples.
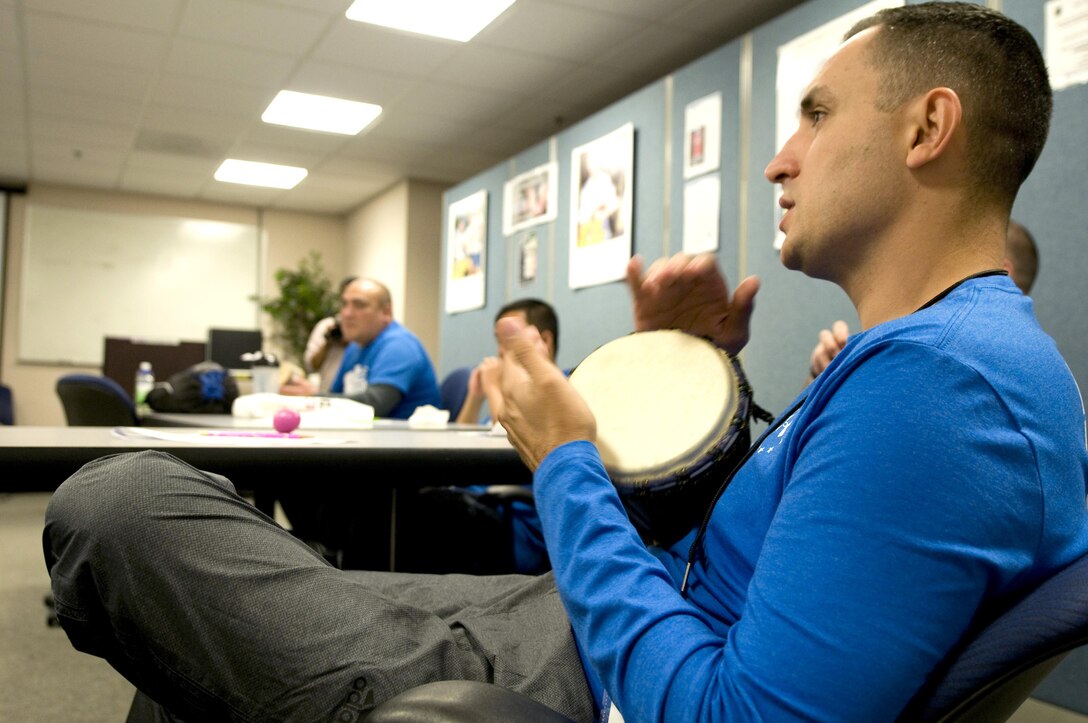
(535, 342), (1062, 722)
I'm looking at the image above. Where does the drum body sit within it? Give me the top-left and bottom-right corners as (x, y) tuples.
(568, 330), (753, 547)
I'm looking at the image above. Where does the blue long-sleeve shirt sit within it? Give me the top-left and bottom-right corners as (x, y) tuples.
(535, 276), (1088, 722)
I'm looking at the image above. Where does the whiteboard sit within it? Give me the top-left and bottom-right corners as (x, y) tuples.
(21, 204), (260, 366)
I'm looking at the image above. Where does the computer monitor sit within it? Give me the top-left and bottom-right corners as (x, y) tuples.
(207, 328), (263, 371)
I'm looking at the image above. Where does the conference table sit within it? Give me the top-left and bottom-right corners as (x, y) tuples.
(0, 419), (531, 570)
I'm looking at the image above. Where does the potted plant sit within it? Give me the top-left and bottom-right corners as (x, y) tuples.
(254, 251), (339, 366)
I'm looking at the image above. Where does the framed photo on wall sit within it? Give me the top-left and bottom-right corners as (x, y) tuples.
(683, 92), (722, 180)
(503, 162), (558, 235)
(445, 190), (487, 314)
(569, 123), (634, 289)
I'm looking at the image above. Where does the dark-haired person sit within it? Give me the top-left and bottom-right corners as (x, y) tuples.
(404, 298), (561, 575)
(455, 297), (560, 425)
(45, 5), (1088, 721)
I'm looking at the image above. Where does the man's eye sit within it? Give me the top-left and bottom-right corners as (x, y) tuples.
(808, 110), (827, 125)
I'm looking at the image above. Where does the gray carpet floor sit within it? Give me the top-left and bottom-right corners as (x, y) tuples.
(2, 490), (1084, 723)
(1, 491), (135, 722)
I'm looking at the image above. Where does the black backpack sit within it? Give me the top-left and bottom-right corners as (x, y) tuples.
(147, 361), (239, 414)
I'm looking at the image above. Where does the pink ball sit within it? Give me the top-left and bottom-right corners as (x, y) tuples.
(273, 408), (301, 434)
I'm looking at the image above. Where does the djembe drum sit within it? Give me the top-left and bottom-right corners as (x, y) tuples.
(568, 329), (758, 547)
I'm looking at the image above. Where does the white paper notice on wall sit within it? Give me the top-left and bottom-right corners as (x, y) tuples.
(682, 173), (721, 255)
(1046, 0), (1088, 91)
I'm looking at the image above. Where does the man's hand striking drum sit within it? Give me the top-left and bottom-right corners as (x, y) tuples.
(491, 316), (596, 471)
(626, 253), (759, 356)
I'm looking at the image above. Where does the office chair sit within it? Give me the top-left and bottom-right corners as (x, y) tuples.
(56, 374), (140, 426)
(439, 366), (473, 420)
(368, 551), (1088, 723)
(0, 383), (13, 425)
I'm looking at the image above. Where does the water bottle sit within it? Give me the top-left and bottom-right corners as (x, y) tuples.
(134, 361), (155, 411)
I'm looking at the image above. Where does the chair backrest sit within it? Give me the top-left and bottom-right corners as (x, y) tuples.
(440, 366), (473, 419)
(900, 551), (1088, 722)
(0, 383), (13, 425)
(56, 374), (140, 426)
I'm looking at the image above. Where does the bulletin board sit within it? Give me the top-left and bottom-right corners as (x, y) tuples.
(20, 204), (260, 366)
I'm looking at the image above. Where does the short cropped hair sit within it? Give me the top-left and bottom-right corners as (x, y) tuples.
(496, 298), (559, 355)
(847, 2), (1051, 208)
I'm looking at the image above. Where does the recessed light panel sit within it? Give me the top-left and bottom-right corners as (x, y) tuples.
(262, 90), (382, 135)
(345, 0), (517, 42)
(214, 159), (308, 189)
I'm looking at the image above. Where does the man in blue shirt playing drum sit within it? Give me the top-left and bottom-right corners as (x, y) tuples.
(43, 4), (1088, 721)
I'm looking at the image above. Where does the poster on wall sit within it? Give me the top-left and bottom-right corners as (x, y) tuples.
(515, 230), (539, 285)
(774, 0), (903, 251)
(1046, 0), (1088, 90)
(445, 190), (487, 314)
(569, 123), (634, 289)
(683, 92), (722, 180)
(683, 173), (721, 255)
(503, 162), (558, 235)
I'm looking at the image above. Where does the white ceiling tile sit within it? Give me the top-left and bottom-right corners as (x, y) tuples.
(240, 123), (353, 155)
(285, 60), (412, 107)
(178, 0), (331, 56)
(139, 107), (251, 146)
(391, 81), (517, 124)
(362, 111), (475, 146)
(544, 0), (674, 22)
(24, 11), (168, 69)
(118, 167), (207, 198)
(0, 4), (20, 53)
(124, 151), (220, 176)
(313, 21), (459, 79)
(27, 53), (154, 102)
(664, 0), (806, 37)
(473, 2), (644, 64)
(22, 0), (182, 33)
(222, 140), (326, 170)
(33, 157), (123, 187)
(164, 37), (296, 88)
(30, 88), (144, 127)
(30, 118), (135, 148)
(149, 75), (273, 118)
(200, 181), (285, 207)
(431, 45), (576, 94)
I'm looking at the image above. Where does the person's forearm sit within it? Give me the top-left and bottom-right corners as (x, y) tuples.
(340, 383), (402, 417)
(455, 393), (485, 424)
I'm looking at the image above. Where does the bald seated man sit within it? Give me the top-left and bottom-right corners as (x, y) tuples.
(809, 220), (1040, 379)
(280, 277), (441, 419)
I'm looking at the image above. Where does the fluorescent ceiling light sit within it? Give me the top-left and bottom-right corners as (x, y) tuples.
(345, 0), (517, 42)
(262, 90), (382, 135)
(214, 159), (308, 189)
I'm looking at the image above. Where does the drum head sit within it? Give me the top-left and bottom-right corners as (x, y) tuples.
(569, 330), (737, 485)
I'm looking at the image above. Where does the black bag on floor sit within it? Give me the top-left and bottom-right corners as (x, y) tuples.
(147, 361), (239, 414)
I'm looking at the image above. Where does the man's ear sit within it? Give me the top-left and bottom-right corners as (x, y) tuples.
(540, 329), (556, 360)
(905, 87), (963, 170)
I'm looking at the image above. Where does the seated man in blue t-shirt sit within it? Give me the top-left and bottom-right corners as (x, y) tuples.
(280, 277), (441, 419)
(277, 277), (441, 567)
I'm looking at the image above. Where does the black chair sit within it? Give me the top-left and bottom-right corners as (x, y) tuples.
(439, 366), (473, 420)
(0, 383), (13, 425)
(56, 374), (140, 426)
(368, 551), (1088, 723)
